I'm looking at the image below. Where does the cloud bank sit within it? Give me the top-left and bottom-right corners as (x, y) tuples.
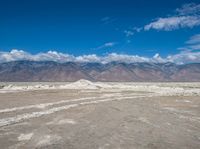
(176, 3), (200, 15)
(0, 49), (200, 64)
(144, 16), (200, 31)
(144, 3), (200, 31)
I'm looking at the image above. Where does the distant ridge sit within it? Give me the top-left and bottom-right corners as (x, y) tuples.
(0, 61), (200, 82)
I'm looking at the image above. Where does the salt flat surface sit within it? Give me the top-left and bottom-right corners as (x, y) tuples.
(18, 133), (33, 141)
(1, 80), (200, 96)
(0, 81), (200, 149)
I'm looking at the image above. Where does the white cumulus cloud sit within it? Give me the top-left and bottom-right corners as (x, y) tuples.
(167, 51), (200, 64)
(144, 16), (200, 31)
(176, 3), (200, 15)
(144, 3), (200, 31)
(1, 49), (200, 64)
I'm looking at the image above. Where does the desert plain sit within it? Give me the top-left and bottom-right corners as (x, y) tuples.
(0, 80), (200, 149)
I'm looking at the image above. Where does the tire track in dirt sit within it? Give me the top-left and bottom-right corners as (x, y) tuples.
(0, 94), (149, 127)
(0, 93), (125, 114)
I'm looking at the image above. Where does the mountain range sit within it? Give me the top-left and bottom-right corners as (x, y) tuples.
(0, 61), (200, 82)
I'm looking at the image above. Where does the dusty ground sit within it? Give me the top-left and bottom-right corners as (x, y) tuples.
(0, 82), (200, 149)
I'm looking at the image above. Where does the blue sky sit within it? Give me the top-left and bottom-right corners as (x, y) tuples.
(0, 0), (200, 64)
